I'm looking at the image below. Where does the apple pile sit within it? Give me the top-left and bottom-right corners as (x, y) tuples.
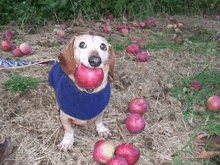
(1, 30), (32, 57)
(74, 64), (104, 90)
(125, 97), (149, 134)
(93, 139), (140, 165)
(126, 36), (150, 63)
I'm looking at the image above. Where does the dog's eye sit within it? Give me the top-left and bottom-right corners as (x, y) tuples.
(100, 43), (107, 51)
(79, 42), (87, 49)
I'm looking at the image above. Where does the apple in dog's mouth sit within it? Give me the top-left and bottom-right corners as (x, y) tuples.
(74, 64), (104, 90)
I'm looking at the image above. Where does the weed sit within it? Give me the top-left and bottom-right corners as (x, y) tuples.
(4, 74), (43, 93)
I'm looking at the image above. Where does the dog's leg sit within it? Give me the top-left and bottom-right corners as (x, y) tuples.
(58, 111), (74, 152)
(95, 112), (111, 138)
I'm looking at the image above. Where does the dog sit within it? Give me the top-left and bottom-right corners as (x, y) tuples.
(48, 34), (115, 151)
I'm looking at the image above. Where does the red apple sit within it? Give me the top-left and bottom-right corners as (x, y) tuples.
(126, 44), (140, 54)
(115, 143), (140, 165)
(190, 81), (202, 90)
(128, 97), (149, 115)
(1, 40), (12, 52)
(207, 95), (220, 113)
(19, 43), (31, 55)
(93, 139), (115, 164)
(74, 64), (104, 90)
(139, 21), (147, 28)
(132, 21), (139, 28)
(13, 47), (23, 57)
(57, 30), (65, 38)
(121, 28), (128, 36)
(136, 50), (150, 62)
(126, 113), (146, 134)
(4, 30), (13, 40)
(107, 156), (128, 165)
(147, 18), (156, 28)
(103, 24), (111, 33)
(116, 23), (125, 32)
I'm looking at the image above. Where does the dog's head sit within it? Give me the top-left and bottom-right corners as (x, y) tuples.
(58, 34), (115, 82)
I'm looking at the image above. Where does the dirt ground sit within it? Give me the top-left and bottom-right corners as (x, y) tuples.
(0, 15), (220, 164)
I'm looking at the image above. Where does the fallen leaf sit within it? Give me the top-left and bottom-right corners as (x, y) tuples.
(196, 150), (220, 159)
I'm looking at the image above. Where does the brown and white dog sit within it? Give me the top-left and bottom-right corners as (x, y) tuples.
(48, 34), (115, 151)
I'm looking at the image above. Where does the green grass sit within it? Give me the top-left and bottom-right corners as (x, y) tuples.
(142, 31), (218, 56)
(107, 36), (132, 52)
(170, 66), (220, 164)
(4, 74), (43, 93)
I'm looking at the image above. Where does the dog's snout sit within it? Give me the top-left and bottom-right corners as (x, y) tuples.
(89, 55), (102, 67)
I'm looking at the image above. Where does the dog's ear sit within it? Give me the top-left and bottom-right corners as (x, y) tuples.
(58, 37), (78, 75)
(108, 45), (116, 81)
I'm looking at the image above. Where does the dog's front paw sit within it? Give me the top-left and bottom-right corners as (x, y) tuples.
(58, 132), (74, 152)
(96, 122), (112, 138)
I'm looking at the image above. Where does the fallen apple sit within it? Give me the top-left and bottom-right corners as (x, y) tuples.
(132, 21), (139, 28)
(13, 47), (23, 57)
(190, 81), (202, 90)
(121, 28), (128, 36)
(93, 139), (115, 164)
(57, 30), (65, 38)
(74, 64), (104, 90)
(136, 50), (150, 62)
(107, 156), (128, 165)
(147, 18), (156, 28)
(126, 113), (146, 134)
(128, 97), (149, 115)
(115, 143), (140, 165)
(4, 30), (13, 40)
(116, 23), (125, 32)
(1, 40), (12, 52)
(19, 43), (31, 55)
(207, 95), (220, 113)
(126, 44), (140, 54)
(139, 21), (147, 28)
(103, 24), (111, 34)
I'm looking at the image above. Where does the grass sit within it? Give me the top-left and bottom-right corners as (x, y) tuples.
(142, 30), (218, 56)
(170, 66), (220, 164)
(4, 74), (43, 93)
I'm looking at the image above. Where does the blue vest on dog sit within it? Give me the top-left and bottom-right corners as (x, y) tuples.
(48, 63), (111, 120)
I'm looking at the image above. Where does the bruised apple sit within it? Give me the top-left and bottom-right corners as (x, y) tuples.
(128, 97), (149, 115)
(115, 143), (140, 165)
(13, 47), (23, 57)
(107, 156), (128, 165)
(207, 95), (220, 113)
(93, 139), (115, 164)
(1, 40), (12, 52)
(19, 43), (31, 55)
(126, 44), (140, 54)
(4, 30), (13, 40)
(103, 24), (111, 33)
(74, 64), (104, 90)
(126, 113), (146, 134)
(136, 50), (150, 62)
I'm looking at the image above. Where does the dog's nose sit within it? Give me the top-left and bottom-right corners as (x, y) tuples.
(88, 56), (102, 67)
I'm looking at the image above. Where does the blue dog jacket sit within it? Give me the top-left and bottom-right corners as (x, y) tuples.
(48, 63), (111, 120)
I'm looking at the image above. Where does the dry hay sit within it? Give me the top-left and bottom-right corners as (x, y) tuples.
(0, 16), (218, 164)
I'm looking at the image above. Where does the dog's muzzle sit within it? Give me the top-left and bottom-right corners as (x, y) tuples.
(88, 55), (102, 67)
